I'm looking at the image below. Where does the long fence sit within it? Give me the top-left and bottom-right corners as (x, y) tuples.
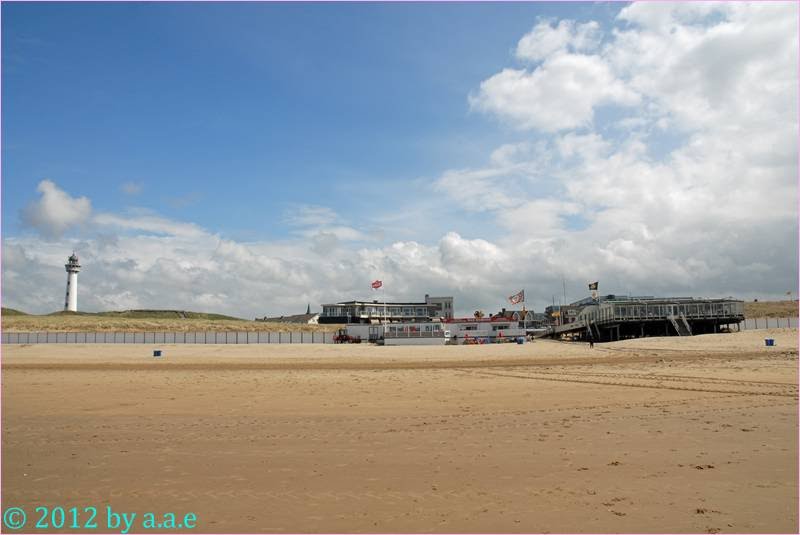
(1, 331), (335, 345)
(741, 317), (798, 330)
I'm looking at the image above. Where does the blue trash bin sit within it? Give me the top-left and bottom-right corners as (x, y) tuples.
(765, 339), (774, 347)
(153, 350), (162, 357)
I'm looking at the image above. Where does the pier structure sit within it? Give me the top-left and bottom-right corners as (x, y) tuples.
(545, 296), (745, 342)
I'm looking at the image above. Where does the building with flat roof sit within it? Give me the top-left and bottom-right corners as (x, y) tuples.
(545, 295), (744, 341)
(320, 294), (453, 324)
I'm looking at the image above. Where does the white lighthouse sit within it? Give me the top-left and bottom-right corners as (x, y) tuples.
(64, 252), (81, 312)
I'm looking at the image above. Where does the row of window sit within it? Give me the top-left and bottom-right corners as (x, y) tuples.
(322, 306), (433, 317)
(387, 324), (442, 334)
(613, 303), (732, 317)
(576, 303), (741, 323)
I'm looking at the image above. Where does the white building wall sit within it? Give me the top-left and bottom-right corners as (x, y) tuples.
(65, 272), (78, 311)
(425, 295), (454, 319)
(384, 337), (447, 346)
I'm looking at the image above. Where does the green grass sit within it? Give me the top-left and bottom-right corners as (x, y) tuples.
(44, 309), (246, 320)
(1, 307), (28, 316)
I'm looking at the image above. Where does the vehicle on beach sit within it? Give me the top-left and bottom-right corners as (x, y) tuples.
(333, 328), (361, 344)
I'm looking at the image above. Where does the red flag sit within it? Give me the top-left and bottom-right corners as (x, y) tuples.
(508, 289), (524, 304)
(371, 280), (383, 289)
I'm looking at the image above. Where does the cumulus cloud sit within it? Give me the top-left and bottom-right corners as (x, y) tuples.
(21, 180), (92, 239)
(470, 54), (639, 131)
(447, 2), (797, 303)
(611, 1), (797, 134)
(515, 19), (601, 62)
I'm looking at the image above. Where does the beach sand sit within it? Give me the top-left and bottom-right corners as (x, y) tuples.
(2, 329), (797, 533)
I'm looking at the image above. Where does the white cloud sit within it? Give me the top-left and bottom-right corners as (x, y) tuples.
(609, 2), (798, 137)
(93, 213), (207, 238)
(444, 2), (797, 304)
(21, 180), (92, 239)
(435, 166), (519, 211)
(616, 2), (729, 32)
(470, 53), (639, 132)
(516, 19), (601, 62)
(283, 204), (375, 244)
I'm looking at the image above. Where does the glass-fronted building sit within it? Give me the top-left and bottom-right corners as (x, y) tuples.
(320, 295), (454, 324)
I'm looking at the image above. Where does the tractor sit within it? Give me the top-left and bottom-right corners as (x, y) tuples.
(333, 328), (361, 344)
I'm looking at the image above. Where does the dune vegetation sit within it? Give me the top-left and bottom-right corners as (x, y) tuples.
(0, 308), (338, 333)
(744, 300), (798, 318)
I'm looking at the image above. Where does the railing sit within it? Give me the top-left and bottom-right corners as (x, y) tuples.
(571, 305), (746, 326)
(551, 315), (796, 334)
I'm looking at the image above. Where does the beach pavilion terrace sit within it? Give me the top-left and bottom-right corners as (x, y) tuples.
(546, 295), (745, 342)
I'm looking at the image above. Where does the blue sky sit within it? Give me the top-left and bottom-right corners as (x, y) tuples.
(3, 2), (616, 240)
(2, 2), (797, 317)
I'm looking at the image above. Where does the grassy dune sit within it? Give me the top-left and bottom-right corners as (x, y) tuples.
(744, 300), (798, 318)
(0, 308), (27, 316)
(1, 309), (338, 333)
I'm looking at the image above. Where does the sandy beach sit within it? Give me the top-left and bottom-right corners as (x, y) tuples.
(2, 329), (797, 533)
